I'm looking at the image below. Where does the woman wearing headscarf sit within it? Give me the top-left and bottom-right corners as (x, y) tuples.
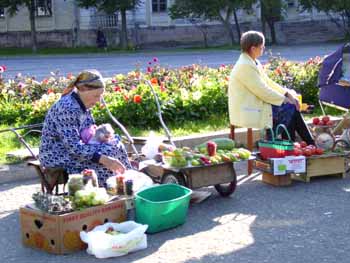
(39, 69), (132, 187)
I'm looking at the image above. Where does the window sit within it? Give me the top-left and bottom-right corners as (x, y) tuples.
(0, 8), (4, 18)
(287, 0), (295, 8)
(152, 0), (167, 13)
(35, 0), (52, 17)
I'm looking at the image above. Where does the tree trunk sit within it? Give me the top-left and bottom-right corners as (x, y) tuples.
(28, 1), (37, 53)
(267, 20), (276, 44)
(232, 9), (241, 41)
(120, 9), (128, 49)
(223, 21), (235, 46)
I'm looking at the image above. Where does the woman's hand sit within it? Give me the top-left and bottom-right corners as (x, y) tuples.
(99, 155), (126, 174)
(284, 92), (300, 111)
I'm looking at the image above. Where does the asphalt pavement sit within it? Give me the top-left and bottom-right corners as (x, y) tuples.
(1, 162), (350, 263)
(0, 43), (342, 80)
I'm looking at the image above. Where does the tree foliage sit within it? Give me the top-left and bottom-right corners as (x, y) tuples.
(169, 0), (256, 46)
(0, 0), (38, 53)
(298, 0), (350, 37)
(260, 0), (285, 44)
(77, 0), (141, 49)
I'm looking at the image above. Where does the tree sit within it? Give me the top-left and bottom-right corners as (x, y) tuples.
(77, 0), (140, 49)
(0, 0), (39, 53)
(298, 0), (350, 37)
(260, 0), (284, 44)
(169, 0), (256, 46)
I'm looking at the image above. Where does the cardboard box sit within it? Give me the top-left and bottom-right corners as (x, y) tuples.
(20, 198), (128, 254)
(254, 158), (287, 175)
(262, 172), (292, 186)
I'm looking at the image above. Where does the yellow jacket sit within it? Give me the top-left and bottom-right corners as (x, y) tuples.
(228, 53), (288, 129)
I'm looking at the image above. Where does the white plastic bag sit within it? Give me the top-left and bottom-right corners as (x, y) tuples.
(80, 221), (148, 258)
(141, 131), (163, 159)
(123, 170), (154, 193)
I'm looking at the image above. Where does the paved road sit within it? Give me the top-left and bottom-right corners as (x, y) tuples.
(0, 43), (341, 80)
(1, 162), (350, 263)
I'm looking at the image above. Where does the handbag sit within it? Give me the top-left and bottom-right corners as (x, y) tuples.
(258, 124), (294, 160)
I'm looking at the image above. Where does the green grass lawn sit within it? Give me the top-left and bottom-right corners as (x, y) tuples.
(0, 105), (345, 165)
(0, 114), (230, 165)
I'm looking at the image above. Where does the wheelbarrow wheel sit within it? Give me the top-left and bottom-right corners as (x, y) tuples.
(161, 173), (186, 186)
(214, 171), (237, 197)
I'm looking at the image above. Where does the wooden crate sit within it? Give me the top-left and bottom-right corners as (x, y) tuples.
(262, 172), (292, 186)
(292, 153), (346, 183)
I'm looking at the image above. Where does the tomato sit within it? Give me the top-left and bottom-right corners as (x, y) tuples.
(307, 145), (316, 155)
(300, 141), (308, 148)
(293, 148), (302, 156)
(312, 117), (320, 125)
(302, 148), (312, 157)
(322, 116), (330, 124)
(315, 148), (324, 155)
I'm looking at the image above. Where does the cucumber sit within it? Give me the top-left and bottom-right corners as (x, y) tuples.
(195, 138), (235, 151)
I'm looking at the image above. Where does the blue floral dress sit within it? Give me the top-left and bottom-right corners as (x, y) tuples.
(39, 91), (132, 187)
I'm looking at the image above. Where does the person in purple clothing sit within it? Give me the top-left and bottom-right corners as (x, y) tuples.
(39, 69), (132, 187)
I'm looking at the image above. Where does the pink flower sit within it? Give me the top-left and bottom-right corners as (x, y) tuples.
(0, 65), (6, 73)
(148, 61), (152, 65)
(147, 67), (153, 73)
(153, 57), (158, 63)
(114, 86), (121, 92)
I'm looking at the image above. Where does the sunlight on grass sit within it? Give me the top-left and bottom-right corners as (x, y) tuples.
(125, 114), (230, 137)
(0, 125), (40, 164)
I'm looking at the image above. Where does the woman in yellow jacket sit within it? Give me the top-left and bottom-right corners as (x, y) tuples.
(228, 31), (314, 144)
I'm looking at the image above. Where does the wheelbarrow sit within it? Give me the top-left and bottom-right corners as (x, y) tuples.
(104, 79), (238, 197)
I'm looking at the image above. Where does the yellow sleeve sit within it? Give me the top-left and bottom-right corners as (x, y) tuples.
(262, 71), (288, 95)
(232, 64), (285, 106)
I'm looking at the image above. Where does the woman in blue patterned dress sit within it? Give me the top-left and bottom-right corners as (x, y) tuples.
(39, 69), (132, 187)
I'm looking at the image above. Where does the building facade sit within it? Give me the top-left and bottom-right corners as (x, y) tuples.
(0, 0), (344, 48)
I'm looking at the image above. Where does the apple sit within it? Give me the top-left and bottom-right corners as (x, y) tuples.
(326, 120), (333, 126)
(302, 148), (312, 157)
(294, 142), (301, 148)
(300, 141), (308, 148)
(322, 116), (330, 124)
(312, 117), (320, 125)
(293, 148), (302, 156)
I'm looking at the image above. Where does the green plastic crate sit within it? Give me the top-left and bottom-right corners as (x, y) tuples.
(135, 184), (192, 234)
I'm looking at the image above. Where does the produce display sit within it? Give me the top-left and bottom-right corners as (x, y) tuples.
(72, 188), (109, 210)
(293, 141), (324, 156)
(32, 192), (73, 214)
(161, 138), (251, 168)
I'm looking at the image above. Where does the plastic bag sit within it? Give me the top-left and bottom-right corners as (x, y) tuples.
(123, 170), (154, 193)
(80, 221), (148, 258)
(141, 132), (163, 159)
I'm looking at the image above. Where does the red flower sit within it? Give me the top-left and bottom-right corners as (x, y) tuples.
(47, 88), (54, 94)
(275, 67), (282, 75)
(114, 86), (121, 92)
(123, 95), (129, 101)
(150, 78), (158, 85)
(133, 94), (142, 104)
(160, 82), (166, 92)
(147, 67), (153, 73)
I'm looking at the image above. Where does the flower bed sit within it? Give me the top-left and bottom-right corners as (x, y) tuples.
(0, 55), (322, 129)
